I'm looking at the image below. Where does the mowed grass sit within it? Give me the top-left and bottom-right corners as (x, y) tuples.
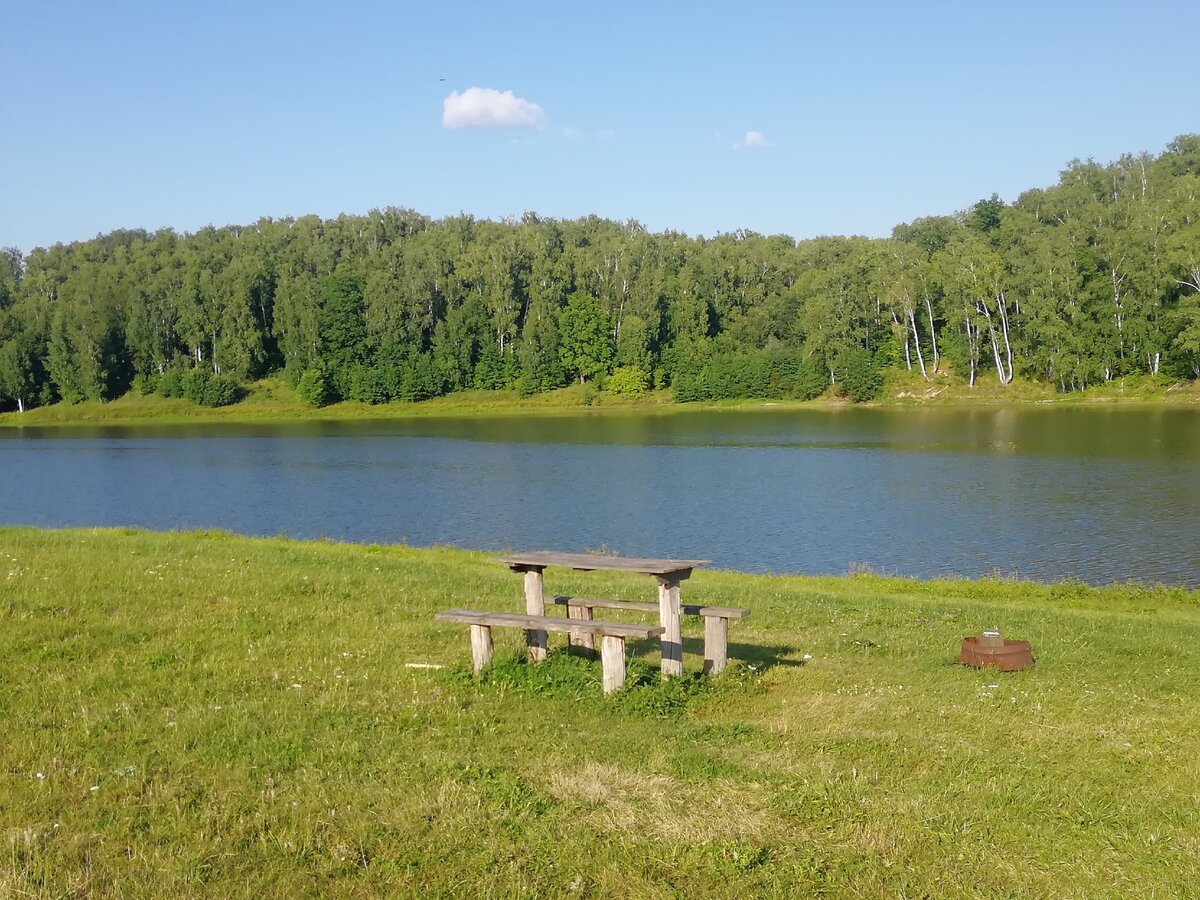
(2, 528), (1198, 897)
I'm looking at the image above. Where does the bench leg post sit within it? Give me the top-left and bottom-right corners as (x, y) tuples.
(523, 567), (548, 663)
(469, 624), (494, 675)
(567, 605), (596, 657)
(657, 576), (684, 679)
(703, 616), (729, 675)
(600, 634), (626, 695)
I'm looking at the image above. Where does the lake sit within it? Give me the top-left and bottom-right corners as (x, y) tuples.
(2, 406), (1198, 586)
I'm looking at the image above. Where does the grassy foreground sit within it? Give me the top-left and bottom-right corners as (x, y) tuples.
(2, 528), (1199, 897)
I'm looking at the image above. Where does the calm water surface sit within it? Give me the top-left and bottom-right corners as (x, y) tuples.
(2, 407), (1198, 586)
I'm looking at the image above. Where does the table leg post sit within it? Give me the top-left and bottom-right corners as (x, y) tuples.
(567, 605), (596, 658)
(600, 634), (626, 694)
(703, 616), (728, 675)
(469, 624), (494, 675)
(523, 567), (547, 662)
(657, 576), (683, 678)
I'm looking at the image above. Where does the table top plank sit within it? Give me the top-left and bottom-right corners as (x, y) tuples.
(501, 551), (711, 576)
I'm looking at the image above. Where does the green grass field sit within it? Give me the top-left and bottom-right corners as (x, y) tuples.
(3, 528), (1198, 896)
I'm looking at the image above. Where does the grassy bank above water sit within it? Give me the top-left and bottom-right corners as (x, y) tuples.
(2, 371), (1197, 429)
(3, 527), (1199, 896)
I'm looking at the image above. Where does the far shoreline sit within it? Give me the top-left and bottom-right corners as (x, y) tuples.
(2, 372), (1196, 429)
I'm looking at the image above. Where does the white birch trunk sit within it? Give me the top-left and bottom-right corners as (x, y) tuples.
(965, 317), (977, 387)
(893, 312), (911, 371)
(996, 291), (1014, 384)
(908, 309), (928, 379)
(989, 331), (1007, 383)
(924, 295), (940, 372)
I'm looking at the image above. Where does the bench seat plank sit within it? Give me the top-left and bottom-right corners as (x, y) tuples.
(552, 596), (749, 619)
(436, 609), (664, 640)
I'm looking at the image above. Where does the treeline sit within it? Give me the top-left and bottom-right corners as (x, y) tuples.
(2, 136), (1199, 412)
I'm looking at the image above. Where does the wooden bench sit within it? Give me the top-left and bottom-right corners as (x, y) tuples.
(501, 551), (710, 677)
(436, 609), (665, 695)
(552, 596), (749, 675)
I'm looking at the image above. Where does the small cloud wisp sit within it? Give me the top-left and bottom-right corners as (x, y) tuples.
(443, 87), (545, 129)
(734, 130), (773, 150)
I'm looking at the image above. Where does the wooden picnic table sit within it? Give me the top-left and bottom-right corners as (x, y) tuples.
(500, 551), (711, 677)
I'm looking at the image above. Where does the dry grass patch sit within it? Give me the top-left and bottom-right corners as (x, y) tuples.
(545, 761), (785, 843)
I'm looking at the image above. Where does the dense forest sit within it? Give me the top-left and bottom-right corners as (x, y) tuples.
(2, 136), (1199, 413)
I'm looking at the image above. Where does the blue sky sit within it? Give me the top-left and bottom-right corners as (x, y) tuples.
(2, 0), (1197, 252)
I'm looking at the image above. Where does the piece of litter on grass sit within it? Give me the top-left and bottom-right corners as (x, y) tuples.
(802, 653), (813, 661)
(406, 663), (445, 670)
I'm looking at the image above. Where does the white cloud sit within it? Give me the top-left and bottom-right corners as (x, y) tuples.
(442, 87), (545, 129)
(734, 130), (772, 150)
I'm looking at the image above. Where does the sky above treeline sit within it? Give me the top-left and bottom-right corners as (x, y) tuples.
(2, 0), (1198, 253)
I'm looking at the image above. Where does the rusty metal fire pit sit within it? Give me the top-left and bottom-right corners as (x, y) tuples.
(959, 631), (1033, 672)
